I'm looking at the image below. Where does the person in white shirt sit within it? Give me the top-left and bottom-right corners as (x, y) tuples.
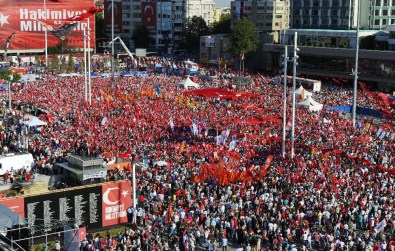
(221, 237), (228, 251)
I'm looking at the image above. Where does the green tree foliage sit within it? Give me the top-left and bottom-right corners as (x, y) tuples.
(132, 25), (151, 49)
(360, 36), (376, 50)
(210, 14), (231, 34)
(0, 70), (21, 83)
(67, 54), (75, 73)
(49, 56), (60, 73)
(182, 16), (209, 51)
(95, 12), (106, 40)
(227, 18), (259, 59)
(34, 55), (40, 66)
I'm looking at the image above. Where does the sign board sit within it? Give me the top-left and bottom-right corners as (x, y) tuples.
(135, 48), (147, 57)
(0, 0), (96, 51)
(83, 170), (107, 180)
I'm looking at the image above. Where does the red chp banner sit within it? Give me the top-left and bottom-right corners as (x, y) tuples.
(102, 180), (132, 227)
(0, 197), (25, 217)
(141, 2), (156, 30)
(0, 0), (96, 51)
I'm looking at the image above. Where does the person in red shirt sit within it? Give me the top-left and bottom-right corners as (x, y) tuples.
(3, 172), (9, 185)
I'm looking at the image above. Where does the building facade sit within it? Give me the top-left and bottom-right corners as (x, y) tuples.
(199, 34), (232, 64)
(368, 0), (395, 29)
(230, 0), (290, 42)
(108, 0), (216, 53)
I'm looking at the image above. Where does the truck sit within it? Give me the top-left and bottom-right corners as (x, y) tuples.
(0, 153), (34, 176)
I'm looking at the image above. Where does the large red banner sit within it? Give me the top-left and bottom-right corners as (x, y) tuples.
(0, 197), (25, 217)
(0, 0), (96, 52)
(104, 0), (122, 34)
(141, 2), (156, 30)
(101, 180), (132, 227)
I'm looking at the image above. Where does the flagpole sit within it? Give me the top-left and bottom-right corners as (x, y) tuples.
(87, 18), (92, 105)
(43, 0), (48, 68)
(111, 0), (115, 90)
(83, 26), (88, 102)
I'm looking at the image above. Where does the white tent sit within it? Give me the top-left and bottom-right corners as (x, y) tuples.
(177, 77), (200, 89)
(293, 86), (313, 99)
(296, 96), (323, 111)
(22, 116), (47, 128)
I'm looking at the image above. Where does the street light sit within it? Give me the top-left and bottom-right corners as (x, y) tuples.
(8, 74), (13, 112)
(290, 32), (299, 159)
(351, 2), (361, 128)
(282, 45), (290, 158)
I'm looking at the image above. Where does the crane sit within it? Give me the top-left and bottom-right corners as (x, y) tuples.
(109, 37), (135, 61)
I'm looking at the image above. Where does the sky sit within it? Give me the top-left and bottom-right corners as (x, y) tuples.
(215, 0), (231, 8)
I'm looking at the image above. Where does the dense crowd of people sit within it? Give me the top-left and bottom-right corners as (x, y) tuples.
(1, 65), (395, 250)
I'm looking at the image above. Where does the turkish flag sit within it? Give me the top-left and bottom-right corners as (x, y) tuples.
(101, 180), (132, 227)
(66, 7), (104, 21)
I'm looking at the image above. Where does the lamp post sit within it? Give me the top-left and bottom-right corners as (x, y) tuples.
(8, 74), (13, 111)
(282, 45), (289, 158)
(290, 32), (299, 159)
(351, 2), (361, 128)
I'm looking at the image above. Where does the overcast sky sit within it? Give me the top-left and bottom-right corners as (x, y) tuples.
(215, 0), (231, 8)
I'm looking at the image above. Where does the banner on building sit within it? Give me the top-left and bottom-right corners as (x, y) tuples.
(0, 0), (96, 52)
(101, 180), (132, 227)
(83, 170), (107, 180)
(141, 2), (156, 30)
(104, 0), (122, 34)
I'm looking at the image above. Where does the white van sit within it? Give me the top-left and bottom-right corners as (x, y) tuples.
(0, 153), (34, 176)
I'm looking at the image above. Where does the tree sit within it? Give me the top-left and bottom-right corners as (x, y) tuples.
(227, 18), (259, 59)
(34, 55), (41, 66)
(182, 16), (209, 51)
(49, 56), (60, 73)
(132, 25), (150, 49)
(0, 70), (21, 83)
(67, 54), (75, 73)
(210, 14), (231, 34)
(95, 12), (106, 40)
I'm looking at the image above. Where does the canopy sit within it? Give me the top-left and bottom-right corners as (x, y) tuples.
(22, 116), (47, 127)
(0, 203), (27, 231)
(296, 96), (323, 111)
(177, 77), (200, 89)
(293, 86), (313, 99)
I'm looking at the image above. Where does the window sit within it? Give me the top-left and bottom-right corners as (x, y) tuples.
(382, 19), (387, 25)
(312, 9), (318, 15)
(266, 22), (272, 27)
(375, 0), (381, 5)
(275, 15), (282, 18)
(383, 0), (388, 4)
(375, 19), (380, 25)
(123, 13), (130, 18)
(375, 10), (380, 15)
(382, 9), (388, 15)
(392, 9), (395, 15)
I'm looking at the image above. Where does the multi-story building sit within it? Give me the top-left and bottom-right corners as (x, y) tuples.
(230, 0), (290, 42)
(212, 7), (231, 24)
(290, 0), (362, 29)
(290, 0), (395, 30)
(110, 0), (216, 53)
(368, 0), (395, 29)
(187, 0), (216, 26)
